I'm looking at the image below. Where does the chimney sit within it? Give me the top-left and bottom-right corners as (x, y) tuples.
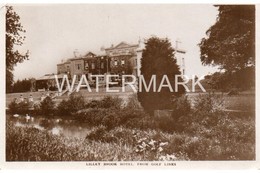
(73, 49), (79, 58)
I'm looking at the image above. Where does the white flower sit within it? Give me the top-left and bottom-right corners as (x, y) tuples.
(149, 139), (156, 146)
(159, 142), (168, 147)
(158, 147), (163, 152)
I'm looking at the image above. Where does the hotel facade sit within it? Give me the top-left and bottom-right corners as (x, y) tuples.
(56, 40), (186, 83)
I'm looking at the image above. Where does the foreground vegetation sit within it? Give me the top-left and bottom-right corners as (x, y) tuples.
(6, 93), (255, 161)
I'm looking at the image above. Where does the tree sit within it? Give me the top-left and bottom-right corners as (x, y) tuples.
(12, 78), (35, 93)
(6, 6), (29, 93)
(199, 5), (255, 71)
(199, 5), (255, 90)
(137, 37), (185, 115)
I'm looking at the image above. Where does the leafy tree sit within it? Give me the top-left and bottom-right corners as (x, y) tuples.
(199, 5), (255, 90)
(137, 37), (185, 115)
(6, 6), (29, 93)
(199, 5), (255, 71)
(12, 78), (35, 93)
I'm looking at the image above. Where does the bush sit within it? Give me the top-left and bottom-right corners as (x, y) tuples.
(170, 96), (192, 132)
(98, 96), (122, 109)
(75, 108), (107, 125)
(75, 95), (147, 129)
(150, 96), (192, 132)
(74, 95), (151, 129)
(40, 96), (55, 116)
(8, 100), (30, 115)
(85, 126), (118, 143)
(57, 93), (86, 116)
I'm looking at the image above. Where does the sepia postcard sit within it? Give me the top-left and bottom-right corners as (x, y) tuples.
(0, 2), (259, 170)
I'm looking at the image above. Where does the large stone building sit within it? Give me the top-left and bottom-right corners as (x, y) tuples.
(56, 40), (186, 83)
(57, 52), (110, 83)
(104, 41), (140, 77)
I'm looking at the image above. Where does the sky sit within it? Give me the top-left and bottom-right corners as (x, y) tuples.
(12, 4), (219, 80)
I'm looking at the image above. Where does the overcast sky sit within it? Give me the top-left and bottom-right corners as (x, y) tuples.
(12, 4), (219, 80)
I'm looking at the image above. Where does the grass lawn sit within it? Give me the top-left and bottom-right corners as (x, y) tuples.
(187, 91), (255, 112)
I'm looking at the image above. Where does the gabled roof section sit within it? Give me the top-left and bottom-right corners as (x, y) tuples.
(105, 41), (139, 50)
(114, 42), (132, 49)
(85, 51), (96, 57)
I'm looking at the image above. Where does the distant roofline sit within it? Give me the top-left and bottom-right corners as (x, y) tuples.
(105, 42), (139, 51)
(58, 54), (109, 65)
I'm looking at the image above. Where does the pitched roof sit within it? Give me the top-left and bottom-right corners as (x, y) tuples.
(105, 41), (139, 50)
(84, 51), (96, 57)
(36, 74), (64, 81)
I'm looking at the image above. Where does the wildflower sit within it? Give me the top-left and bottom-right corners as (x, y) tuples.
(148, 139), (156, 146)
(167, 154), (177, 160)
(159, 142), (168, 147)
(158, 147), (163, 152)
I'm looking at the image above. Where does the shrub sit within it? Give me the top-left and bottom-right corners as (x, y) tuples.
(98, 96), (122, 109)
(193, 94), (225, 115)
(8, 100), (19, 114)
(33, 102), (42, 115)
(85, 126), (117, 143)
(151, 96), (192, 132)
(101, 108), (122, 129)
(170, 96), (192, 132)
(40, 96), (55, 116)
(85, 100), (100, 108)
(75, 108), (107, 125)
(8, 100), (30, 115)
(154, 113), (175, 132)
(75, 95), (151, 129)
(57, 93), (86, 116)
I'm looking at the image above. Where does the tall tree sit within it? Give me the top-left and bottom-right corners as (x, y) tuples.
(6, 6), (29, 93)
(199, 5), (255, 71)
(137, 37), (185, 115)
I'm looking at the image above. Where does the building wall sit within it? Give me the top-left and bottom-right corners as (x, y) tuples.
(57, 54), (110, 83)
(56, 41), (186, 80)
(105, 42), (139, 76)
(175, 50), (186, 76)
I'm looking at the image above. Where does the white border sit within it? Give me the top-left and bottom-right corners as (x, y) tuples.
(0, 1), (259, 170)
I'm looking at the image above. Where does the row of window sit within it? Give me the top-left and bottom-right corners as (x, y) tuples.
(75, 62), (106, 70)
(114, 59), (125, 66)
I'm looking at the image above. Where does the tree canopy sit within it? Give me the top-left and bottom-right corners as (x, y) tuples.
(6, 6), (29, 93)
(199, 5), (255, 72)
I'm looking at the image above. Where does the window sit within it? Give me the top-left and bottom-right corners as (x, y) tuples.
(85, 62), (89, 69)
(114, 60), (118, 66)
(91, 62), (95, 69)
(121, 59), (125, 65)
(101, 62), (104, 69)
(76, 64), (81, 70)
